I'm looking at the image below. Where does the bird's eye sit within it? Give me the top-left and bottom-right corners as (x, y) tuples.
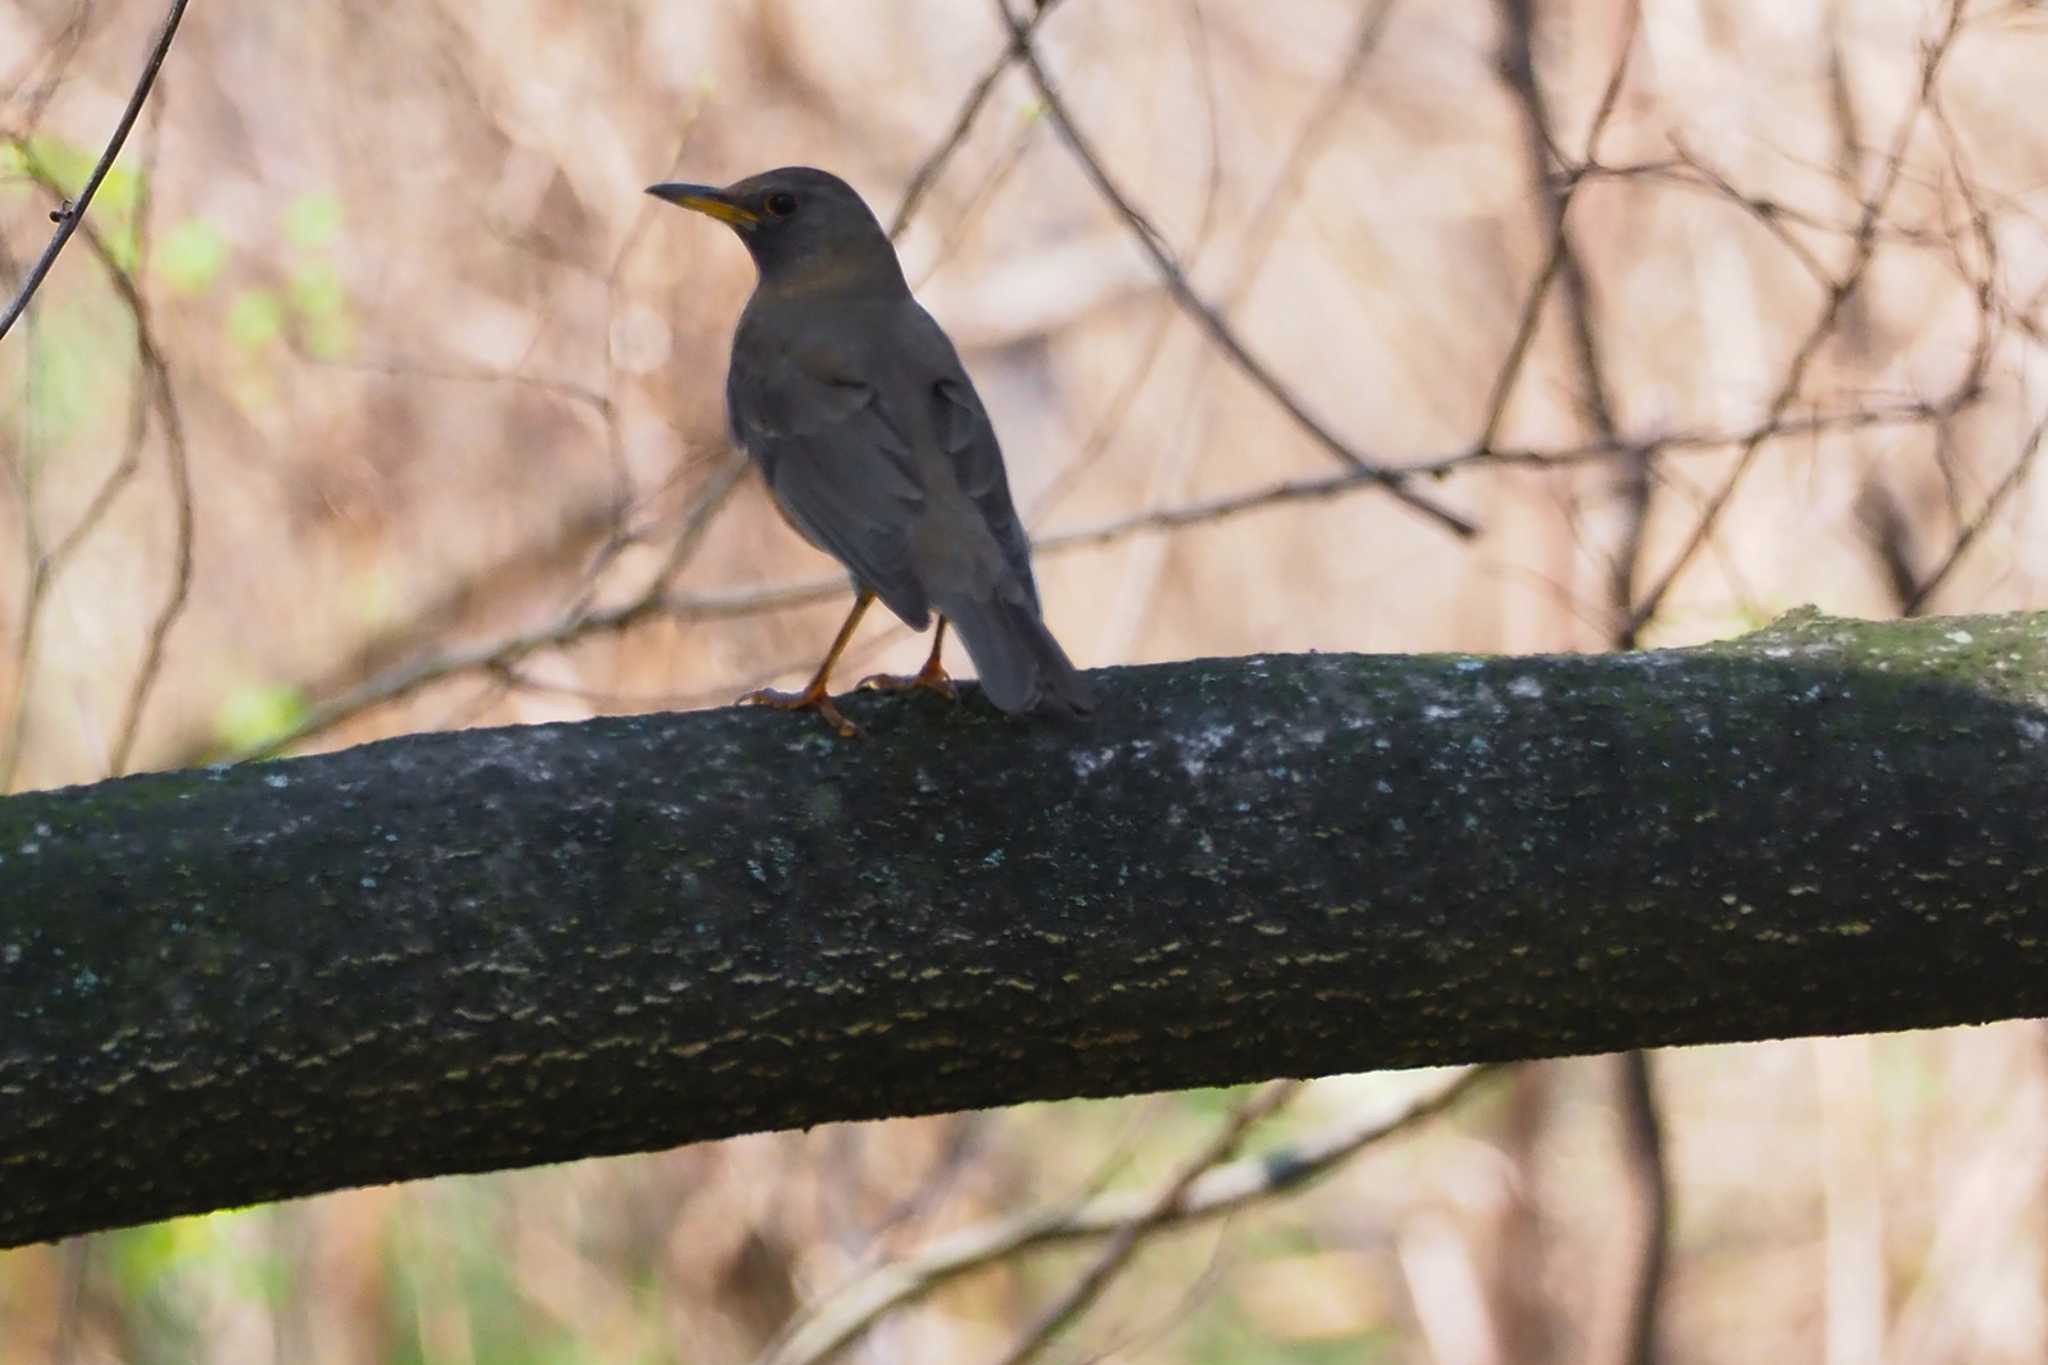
(764, 191), (798, 217)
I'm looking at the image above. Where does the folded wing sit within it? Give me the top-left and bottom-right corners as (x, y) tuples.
(728, 350), (933, 629)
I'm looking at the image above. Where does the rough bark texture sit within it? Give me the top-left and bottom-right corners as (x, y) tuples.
(3, 608), (2045, 1249)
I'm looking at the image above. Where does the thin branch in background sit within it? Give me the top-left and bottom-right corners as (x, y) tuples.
(1856, 89), (2021, 621)
(853, 1114), (995, 1259)
(886, 0), (1068, 242)
(594, 110), (709, 568)
(985, 1080), (1302, 1365)
(1022, 0), (1231, 659)
(1901, 407), (2048, 616)
(242, 454), (749, 759)
(1474, 0), (1638, 456)
(758, 1068), (1491, 1365)
(1622, 0), (1970, 641)
(1037, 0), (1399, 514)
(1855, 478), (1922, 614)
(904, 108), (1040, 292)
(991, 0), (1479, 540)
(1565, 153), (1948, 256)
(1611, 1050), (1669, 1365)
(1490, 1065), (1560, 1363)
(0, 230), (32, 790)
(0, 0), (95, 140)
(1925, 90), (2001, 422)
(0, 104), (167, 789)
(0, 0), (189, 342)
(49, 1236), (91, 1365)
(99, 273), (189, 779)
(1219, 0), (1400, 315)
(14, 129), (191, 778)
(1658, 141), (1838, 290)
(1074, 1220), (1235, 1365)
(1496, 0), (1648, 625)
(1821, 9), (1878, 365)
(1031, 0), (1401, 525)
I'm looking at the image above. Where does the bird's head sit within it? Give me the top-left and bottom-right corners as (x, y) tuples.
(647, 166), (904, 294)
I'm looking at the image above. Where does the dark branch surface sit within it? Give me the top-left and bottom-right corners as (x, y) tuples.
(3, 609), (2046, 1249)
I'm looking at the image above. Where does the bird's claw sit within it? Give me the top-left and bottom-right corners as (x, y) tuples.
(737, 685), (859, 738)
(857, 665), (958, 703)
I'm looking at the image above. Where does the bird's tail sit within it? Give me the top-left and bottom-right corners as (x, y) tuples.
(942, 592), (1094, 718)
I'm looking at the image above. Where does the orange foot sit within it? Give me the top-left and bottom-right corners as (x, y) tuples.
(857, 661), (958, 703)
(737, 683), (858, 738)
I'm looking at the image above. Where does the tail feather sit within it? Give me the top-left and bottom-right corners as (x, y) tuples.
(941, 594), (1094, 717)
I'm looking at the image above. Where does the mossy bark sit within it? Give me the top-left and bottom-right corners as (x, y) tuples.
(3, 608), (2045, 1248)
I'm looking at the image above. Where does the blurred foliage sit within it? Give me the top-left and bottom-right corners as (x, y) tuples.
(23, 296), (132, 449)
(154, 216), (224, 294)
(211, 681), (309, 755)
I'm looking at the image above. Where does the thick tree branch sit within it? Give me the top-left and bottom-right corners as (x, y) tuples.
(3, 609), (2047, 1250)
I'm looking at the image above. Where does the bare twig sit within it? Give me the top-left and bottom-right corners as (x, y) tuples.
(987, 1080), (1303, 1365)
(1029, 0), (1396, 524)
(14, 132), (192, 777)
(1494, 0), (1650, 639)
(1219, 0), (1400, 308)
(758, 1067), (1491, 1365)
(73, 203), (192, 777)
(1477, 0), (1637, 455)
(0, 0), (189, 342)
(1901, 407), (2048, 616)
(0, 109), (168, 788)
(239, 454), (749, 759)
(1855, 480), (1922, 612)
(887, 0), (1068, 241)
(1621, 0), (1970, 640)
(1, 0), (95, 132)
(992, 0), (1478, 540)
(1611, 1050), (1669, 1365)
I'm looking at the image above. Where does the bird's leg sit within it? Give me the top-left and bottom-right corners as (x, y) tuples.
(857, 616), (958, 701)
(738, 590), (873, 737)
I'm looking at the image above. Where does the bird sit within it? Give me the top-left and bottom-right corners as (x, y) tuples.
(648, 166), (1093, 737)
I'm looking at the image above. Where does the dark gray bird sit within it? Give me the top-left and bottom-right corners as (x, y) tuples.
(648, 166), (1093, 736)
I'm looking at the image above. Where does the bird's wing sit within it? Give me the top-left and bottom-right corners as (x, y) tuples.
(929, 364), (1040, 616)
(728, 340), (933, 628)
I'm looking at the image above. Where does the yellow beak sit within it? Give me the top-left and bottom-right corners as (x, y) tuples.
(646, 182), (760, 227)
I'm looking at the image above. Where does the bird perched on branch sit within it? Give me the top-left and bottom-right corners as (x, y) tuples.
(648, 166), (1093, 737)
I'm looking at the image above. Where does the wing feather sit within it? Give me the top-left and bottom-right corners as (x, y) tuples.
(728, 352), (932, 628)
(931, 376), (1038, 614)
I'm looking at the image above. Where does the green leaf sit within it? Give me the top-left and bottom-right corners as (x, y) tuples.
(227, 288), (286, 351)
(158, 217), (229, 294)
(284, 191), (342, 250)
(289, 258), (353, 359)
(213, 682), (309, 753)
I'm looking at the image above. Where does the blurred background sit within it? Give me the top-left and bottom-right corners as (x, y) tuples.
(4, 0), (2048, 1360)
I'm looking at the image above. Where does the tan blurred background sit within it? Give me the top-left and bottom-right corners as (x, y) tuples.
(4, 0), (2047, 1360)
